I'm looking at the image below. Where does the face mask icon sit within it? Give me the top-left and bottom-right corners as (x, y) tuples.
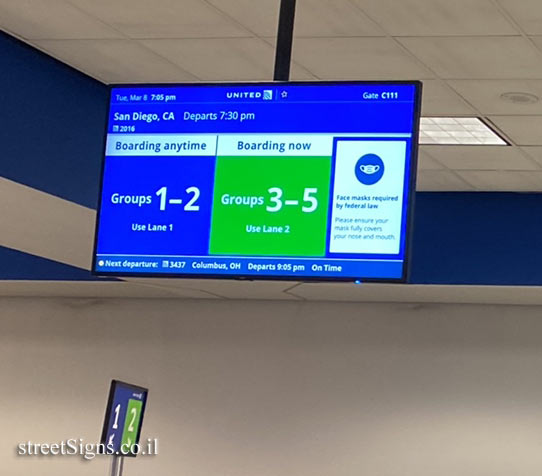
(359, 164), (380, 175)
(355, 153), (384, 185)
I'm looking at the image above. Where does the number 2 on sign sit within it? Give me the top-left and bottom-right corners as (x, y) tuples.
(128, 407), (137, 431)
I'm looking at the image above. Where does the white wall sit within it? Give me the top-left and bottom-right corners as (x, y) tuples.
(2, 297), (542, 476)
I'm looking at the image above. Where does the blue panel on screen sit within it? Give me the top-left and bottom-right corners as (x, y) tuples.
(93, 82), (421, 282)
(98, 155), (215, 255)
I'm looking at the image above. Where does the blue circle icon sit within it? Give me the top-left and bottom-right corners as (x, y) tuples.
(355, 154), (384, 185)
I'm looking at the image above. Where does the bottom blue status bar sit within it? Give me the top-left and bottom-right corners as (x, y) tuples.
(95, 255), (403, 280)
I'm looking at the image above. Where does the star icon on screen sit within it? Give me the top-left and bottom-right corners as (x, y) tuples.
(281, 90), (288, 98)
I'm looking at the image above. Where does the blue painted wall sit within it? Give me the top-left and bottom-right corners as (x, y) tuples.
(0, 31), (108, 209)
(412, 192), (542, 285)
(1, 31), (540, 285)
(0, 245), (115, 281)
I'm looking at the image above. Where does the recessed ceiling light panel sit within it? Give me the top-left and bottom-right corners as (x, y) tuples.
(419, 117), (507, 145)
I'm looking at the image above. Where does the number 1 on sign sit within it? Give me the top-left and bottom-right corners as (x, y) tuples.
(112, 404), (121, 429)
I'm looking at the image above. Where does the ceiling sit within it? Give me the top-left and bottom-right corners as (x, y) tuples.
(3, 0), (542, 191)
(4, 279), (542, 306)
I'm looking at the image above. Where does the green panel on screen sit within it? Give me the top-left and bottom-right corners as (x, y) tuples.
(210, 156), (332, 256)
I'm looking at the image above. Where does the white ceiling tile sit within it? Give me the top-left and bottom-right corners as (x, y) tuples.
(208, 0), (384, 37)
(0, 281), (217, 299)
(520, 146), (542, 167)
(285, 64), (318, 80)
(499, 0), (542, 35)
(421, 80), (476, 115)
(0, 0), (122, 39)
(488, 116), (542, 145)
(69, 0), (249, 38)
(293, 37), (433, 80)
(421, 145), (538, 171)
(141, 38), (276, 80)
(34, 39), (196, 82)
(126, 278), (302, 300)
(417, 148), (445, 170)
(399, 37), (542, 79)
(206, 0), (278, 36)
(354, 0), (517, 36)
(457, 170), (542, 191)
(449, 80), (542, 114)
(416, 170), (474, 191)
(285, 66), (317, 80)
(294, 0), (384, 37)
(527, 36), (542, 55)
(257, 37), (318, 79)
(288, 282), (542, 304)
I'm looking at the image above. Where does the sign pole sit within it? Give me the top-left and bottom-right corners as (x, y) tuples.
(109, 455), (125, 476)
(273, 0), (297, 81)
(109, 455), (117, 476)
(118, 455), (125, 476)
(101, 380), (148, 476)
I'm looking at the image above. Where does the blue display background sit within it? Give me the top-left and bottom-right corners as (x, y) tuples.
(108, 102), (416, 134)
(108, 83), (416, 134)
(95, 83), (419, 280)
(98, 155), (216, 255)
(111, 84), (416, 104)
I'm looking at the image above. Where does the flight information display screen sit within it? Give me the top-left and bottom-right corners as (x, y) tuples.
(93, 81), (421, 282)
